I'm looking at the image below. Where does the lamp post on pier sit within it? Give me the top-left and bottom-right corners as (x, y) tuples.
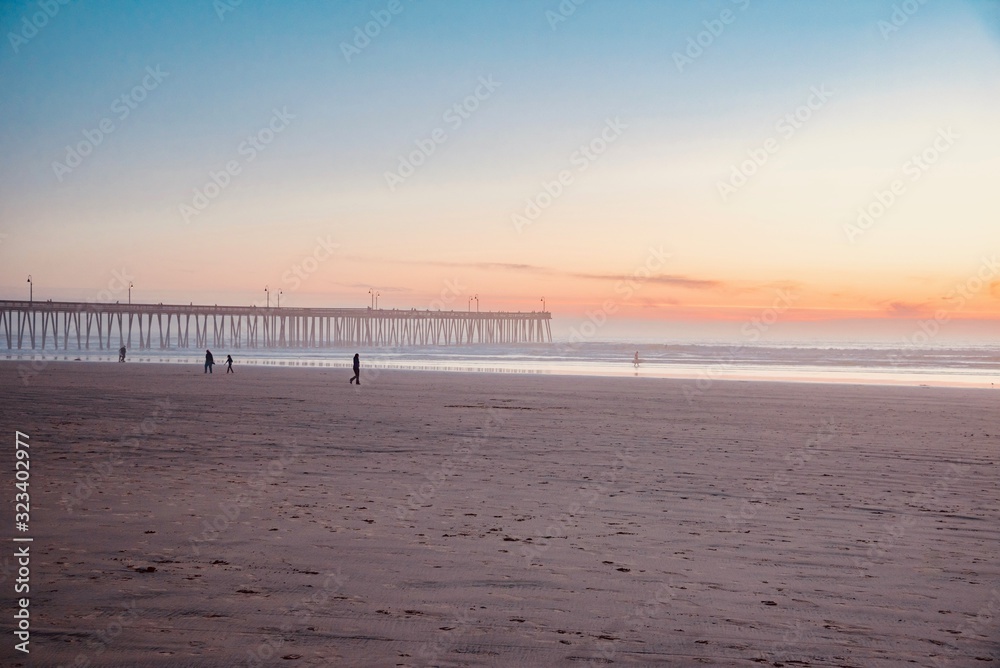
(540, 296), (545, 312)
(375, 292), (380, 310)
(278, 290), (282, 308)
(368, 289), (374, 309)
(265, 285), (270, 308)
(129, 282), (133, 305)
(474, 294), (479, 313)
(27, 275), (32, 304)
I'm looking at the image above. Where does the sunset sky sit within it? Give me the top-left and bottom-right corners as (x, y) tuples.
(1, 0), (998, 342)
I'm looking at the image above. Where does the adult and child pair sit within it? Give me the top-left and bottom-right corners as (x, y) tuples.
(204, 350), (234, 374)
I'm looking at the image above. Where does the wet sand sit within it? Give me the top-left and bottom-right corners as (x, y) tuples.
(1, 361), (998, 667)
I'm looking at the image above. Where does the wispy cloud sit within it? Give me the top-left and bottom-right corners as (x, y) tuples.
(567, 271), (721, 290)
(884, 301), (930, 317)
(329, 281), (414, 293)
(342, 254), (726, 291)
(635, 296), (682, 308)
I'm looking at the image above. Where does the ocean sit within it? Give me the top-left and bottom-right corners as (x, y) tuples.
(6, 341), (999, 388)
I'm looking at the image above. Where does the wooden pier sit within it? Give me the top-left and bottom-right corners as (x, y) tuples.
(0, 300), (552, 351)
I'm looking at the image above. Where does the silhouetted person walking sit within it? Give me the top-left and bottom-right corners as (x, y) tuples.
(119, 346), (127, 363)
(349, 353), (360, 385)
(205, 349), (215, 374)
(225, 354), (234, 374)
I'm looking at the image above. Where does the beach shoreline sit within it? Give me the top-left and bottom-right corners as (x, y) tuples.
(4, 350), (999, 390)
(1, 361), (997, 666)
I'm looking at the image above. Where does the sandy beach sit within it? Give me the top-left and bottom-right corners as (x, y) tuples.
(1, 361), (998, 667)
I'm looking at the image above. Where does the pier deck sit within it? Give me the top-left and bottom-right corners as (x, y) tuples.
(0, 301), (552, 350)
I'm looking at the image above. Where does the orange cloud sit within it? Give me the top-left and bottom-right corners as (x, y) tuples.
(883, 301), (932, 318)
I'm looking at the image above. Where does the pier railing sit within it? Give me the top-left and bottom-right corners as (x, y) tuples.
(0, 300), (552, 350)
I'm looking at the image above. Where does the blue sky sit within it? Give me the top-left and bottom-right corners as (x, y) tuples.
(1, 0), (998, 341)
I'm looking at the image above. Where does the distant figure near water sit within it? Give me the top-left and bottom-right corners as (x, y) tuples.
(119, 346), (127, 363)
(349, 353), (360, 385)
(633, 351), (640, 368)
(204, 350), (215, 374)
(225, 355), (234, 374)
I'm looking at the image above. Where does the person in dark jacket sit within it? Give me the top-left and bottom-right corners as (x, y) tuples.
(349, 353), (360, 385)
(205, 350), (215, 374)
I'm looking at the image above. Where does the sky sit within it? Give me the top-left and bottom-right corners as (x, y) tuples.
(1, 0), (998, 343)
